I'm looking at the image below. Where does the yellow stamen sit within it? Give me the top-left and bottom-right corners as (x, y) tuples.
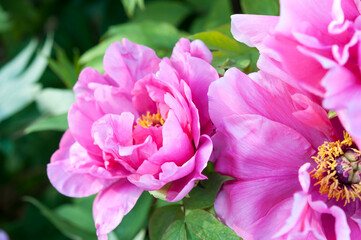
(137, 111), (165, 128)
(311, 132), (361, 206)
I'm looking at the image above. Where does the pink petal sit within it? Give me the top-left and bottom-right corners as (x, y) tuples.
(91, 113), (135, 156)
(171, 38), (213, 64)
(184, 57), (218, 134)
(213, 114), (313, 180)
(47, 158), (115, 198)
(209, 68), (332, 149)
(74, 67), (115, 99)
(103, 39), (161, 94)
(68, 100), (103, 155)
(148, 110), (194, 166)
(182, 81), (201, 146)
(231, 14), (279, 49)
(276, 0), (333, 34)
(264, 35), (328, 97)
(50, 130), (74, 163)
(93, 180), (143, 240)
(93, 85), (139, 117)
(131, 75), (158, 114)
(165, 135), (212, 202)
(214, 176), (299, 239)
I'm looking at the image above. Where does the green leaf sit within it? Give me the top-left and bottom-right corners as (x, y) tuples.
(190, 0), (232, 33)
(56, 205), (95, 233)
(0, 35), (53, 122)
(24, 197), (97, 240)
(113, 192), (153, 240)
(241, 0), (279, 15)
(35, 88), (74, 116)
(48, 45), (80, 88)
(80, 21), (185, 72)
(191, 31), (258, 74)
(183, 173), (232, 209)
(0, 6), (10, 32)
(149, 205), (184, 240)
(185, 210), (241, 240)
(56, 195), (96, 233)
(120, 0), (145, 17)
(133, 1), (191, 26)
(25, 113), (68, 134)
(162, 220), (187, 240)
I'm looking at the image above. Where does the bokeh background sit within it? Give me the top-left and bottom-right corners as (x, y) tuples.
(0, 0), (278, 239)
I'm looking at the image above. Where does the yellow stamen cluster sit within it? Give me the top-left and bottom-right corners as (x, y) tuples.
(312, 132), (361, 205)
(137, 111), (165, 128)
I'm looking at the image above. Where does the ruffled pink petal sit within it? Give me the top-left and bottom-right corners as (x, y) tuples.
(103, 39), (161, 94)
(133, 125), (163, 148)
(231, 14), (279, 49)
(321, 66), (361, 139)
(93, 180), (143, 240)
(118, 135), (158, 171)
(264, 35), (328, 97)
(131, 75), (158, 114)
(91, 113), (134, 156)
(183, 57), (218, 134)
(182, 81), (201, 146)
(93, 85), (139, 117)
(165, 135), (212, 202)
(255, 55), (303, 93)
(292, 93), (338, 145)
(171, 38), (213, 64)
(209, 68), (332, 148)
(148, 110), (194, 166)
(73, 67), (114, 99)
(68, 100), (103, 155)
(47, 155), (116, 197)
(276, 0), (333, 34)
(309, 200), (351, 240)
(156, 59), (182, 95)
(213, 114), (313, 180)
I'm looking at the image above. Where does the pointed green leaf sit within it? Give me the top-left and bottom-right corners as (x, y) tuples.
(183, 173), (232, 209)
(185, 210), (241, 240)
(149, 205), (184, 240)
(162, 220), (187, 240)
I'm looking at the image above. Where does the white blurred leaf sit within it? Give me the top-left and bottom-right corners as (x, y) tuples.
(36, 88), (74, 116)
(0, 35), (53, 122)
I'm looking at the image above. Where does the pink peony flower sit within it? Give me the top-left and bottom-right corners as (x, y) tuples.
(209, 67), (361, 239)
(48, 38), (217, 239)
(230, 0), (361, 143)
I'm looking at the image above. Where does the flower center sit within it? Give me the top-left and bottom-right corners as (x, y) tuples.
(137, 111), (165, 128)
(312, 132), (361, 205)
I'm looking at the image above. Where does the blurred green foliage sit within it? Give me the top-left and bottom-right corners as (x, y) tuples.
(0, 0), (279, 239)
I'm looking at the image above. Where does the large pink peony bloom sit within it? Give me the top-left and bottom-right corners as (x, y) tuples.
(48, 38), (217, 239)
(209, 68), (361, 239)
(231, 0), (361, 143)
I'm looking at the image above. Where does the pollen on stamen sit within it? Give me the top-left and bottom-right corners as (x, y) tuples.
(137, 111), (165, 128)
(311, 132), (361, 206)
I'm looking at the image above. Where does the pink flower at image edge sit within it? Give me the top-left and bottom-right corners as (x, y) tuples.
(209, 68), (361, 239)
(231, 0), (361, 144)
